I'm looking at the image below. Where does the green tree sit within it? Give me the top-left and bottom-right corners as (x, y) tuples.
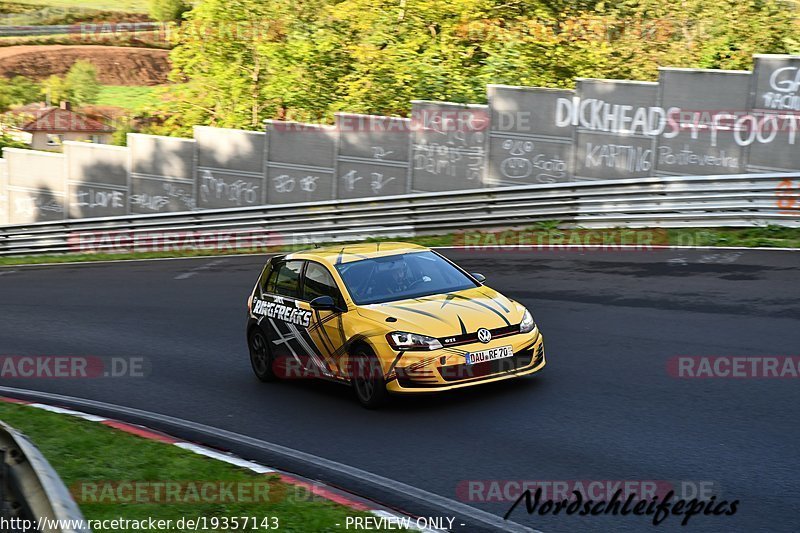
(40, 75), (70, 106)
(0, 76), (41, 113)
(64, 60), (101, 106)
(148, 0), (189, 23)
(0, 131), (27, 157)
(155, 0), (797, 134)
(111, 119), (137, 146)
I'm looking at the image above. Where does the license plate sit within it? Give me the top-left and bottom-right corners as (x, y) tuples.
(465, 345), (513, 365)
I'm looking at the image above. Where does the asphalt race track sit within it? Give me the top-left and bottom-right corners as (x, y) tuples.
(1, 248), (798, 532)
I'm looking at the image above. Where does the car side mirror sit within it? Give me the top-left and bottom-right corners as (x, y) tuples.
(310, 295), (338, 311)
(471, 272), (486, 283)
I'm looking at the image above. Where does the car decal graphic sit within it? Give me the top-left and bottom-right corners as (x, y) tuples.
(417, 293), (497, 318)
(285, 322), (330, 376)
(448, 293), (512, 326)
(407, 355), (441, 371)
(267, 318), (307, 369)
(308, 312), (346, 373)
(253, 299), (312, 328)
(442, 346), (470, 356)
(439, 294), (459, 308)
(457, 315), (468, 336)
(478, 290), (511, 313)
(387, 351), (406, 375)
(384, 304), (450, 323)
(429, 295), (478, 312)
(306, 310), (338, 332)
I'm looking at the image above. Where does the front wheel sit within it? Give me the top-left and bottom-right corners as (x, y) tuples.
(351, 349), (389, 409)
(249, 329), (276, 382)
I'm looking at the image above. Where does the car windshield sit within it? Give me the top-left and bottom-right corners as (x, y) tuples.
(334, 251), (478, 305)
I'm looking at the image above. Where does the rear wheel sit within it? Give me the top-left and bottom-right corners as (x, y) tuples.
(351, 348), (389, 409)
(249, 329), (276, 382)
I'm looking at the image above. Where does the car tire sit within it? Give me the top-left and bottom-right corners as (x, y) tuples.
(351, 347), (389, 409)
(249, 329), (276, 382)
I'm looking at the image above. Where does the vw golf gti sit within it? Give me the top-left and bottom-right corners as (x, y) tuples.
(246, 243), (545, 407)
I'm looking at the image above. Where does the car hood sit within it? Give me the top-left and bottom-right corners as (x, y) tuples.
(356, 285), (523, 337)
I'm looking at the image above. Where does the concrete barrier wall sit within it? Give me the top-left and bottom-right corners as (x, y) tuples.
(653, 69), (751, 176)
(747, 55), (800, 172)
(195, 126), (266, 209)
(264, 120), (337, 204)
(129, 133), (196, 214)
(64, 142), (129, 218)
(1, 52), (799, 226)
(486, 85), (574, 186)
(410, 101), (488, 192)
(0, 159), (7, 226)
(571, 79), (660, 181)
(335, 113), (411, 198)
(4, 148), (66, 224)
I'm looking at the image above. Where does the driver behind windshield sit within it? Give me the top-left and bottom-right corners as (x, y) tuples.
(387, 260), (413, 293)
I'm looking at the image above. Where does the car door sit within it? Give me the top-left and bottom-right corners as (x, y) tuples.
(257, 259), (327, 379)
(301, 261), (349, 379)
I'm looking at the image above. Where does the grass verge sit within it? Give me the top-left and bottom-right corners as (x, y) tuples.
(96, 84), (164, 111)
(0, 402), (400, 532)
(0, 226), (798, 267)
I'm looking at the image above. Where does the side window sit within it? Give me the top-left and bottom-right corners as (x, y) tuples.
(273, 261), (304, 298)
(265, 270), (278, 294)
(258, 262), (273, 294)
(303, 262), (341, 303)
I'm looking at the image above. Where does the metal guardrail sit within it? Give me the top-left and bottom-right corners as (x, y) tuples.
(0, 173), (798, 257)
(0, 22), (162, 37)
(0, 421), (90, 533)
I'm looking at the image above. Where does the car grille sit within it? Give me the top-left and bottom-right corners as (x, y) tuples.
(438, 323), (521, 348)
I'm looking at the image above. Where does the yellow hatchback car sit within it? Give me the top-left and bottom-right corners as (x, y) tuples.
(246, 243), (545, 407)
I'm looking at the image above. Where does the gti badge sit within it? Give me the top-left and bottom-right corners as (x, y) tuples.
(477, 328), (492, 344)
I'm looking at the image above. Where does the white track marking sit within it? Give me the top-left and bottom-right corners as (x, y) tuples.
(28, 403), (107, 422)
(174, 258), (229, 280)
(174, 442), (275, 474)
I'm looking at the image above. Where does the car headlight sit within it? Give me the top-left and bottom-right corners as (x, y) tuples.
(519, 309), (535, 333)
(386, 332), (443, 351)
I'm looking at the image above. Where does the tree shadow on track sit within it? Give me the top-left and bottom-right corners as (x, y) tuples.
(259, 372), (548, 412)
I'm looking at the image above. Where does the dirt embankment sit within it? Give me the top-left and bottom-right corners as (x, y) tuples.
(0, 45), (170, 85)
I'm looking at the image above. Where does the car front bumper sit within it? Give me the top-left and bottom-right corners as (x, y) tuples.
(385, 329), (546, 393)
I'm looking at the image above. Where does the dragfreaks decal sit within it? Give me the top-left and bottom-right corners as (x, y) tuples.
(253, 299), (312, 327)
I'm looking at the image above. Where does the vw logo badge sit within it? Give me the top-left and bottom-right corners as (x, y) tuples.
(477, 328), (492, 344)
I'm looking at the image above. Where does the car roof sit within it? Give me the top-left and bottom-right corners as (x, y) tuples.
(283, 242), (430, 266)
